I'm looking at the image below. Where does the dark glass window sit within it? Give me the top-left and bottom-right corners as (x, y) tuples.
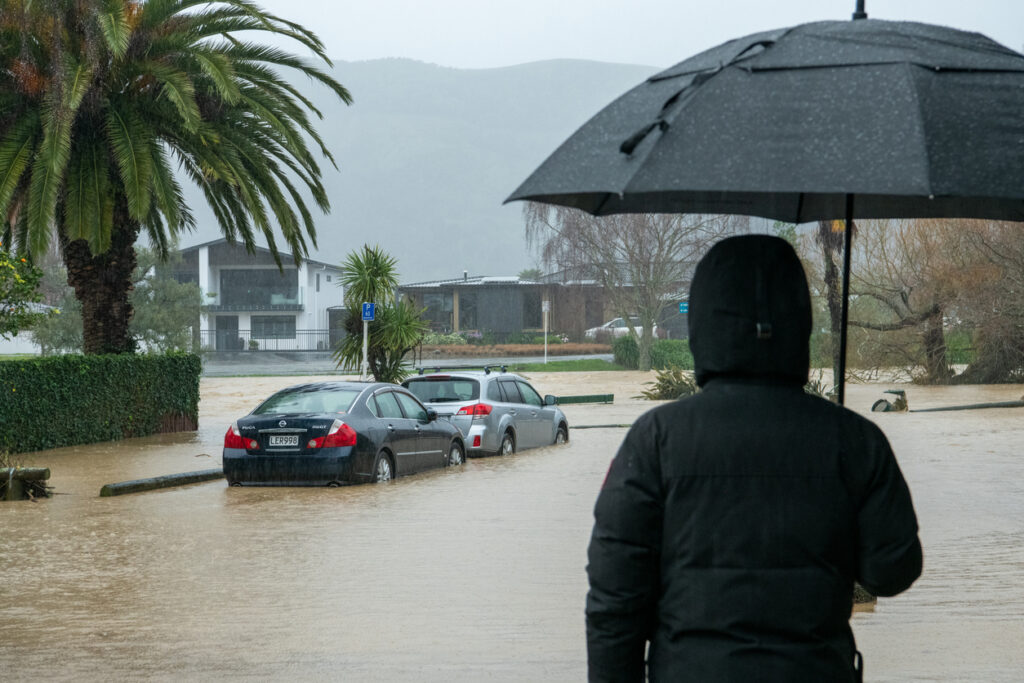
(373, 391), (404, 419)
(522, 290), (542, 328)
(251, 316), (296, 339)
(516, 381), (542, 407)
(498, 380), (523, 404)
(404, 378), (480, 403)
(220, 269), (298, 307)
(458, 292), (477, 329)
(395, 392), (428, 422)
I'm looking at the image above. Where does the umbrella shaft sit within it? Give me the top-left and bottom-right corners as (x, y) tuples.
(837, 195), (854, 406)
(853, 1), (868, 20)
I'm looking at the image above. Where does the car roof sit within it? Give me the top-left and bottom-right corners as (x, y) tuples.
(407, 371), (524, 381)
(271, 380), (394, 394)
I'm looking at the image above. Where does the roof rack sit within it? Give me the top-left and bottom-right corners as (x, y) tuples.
(414, 364), (508, 375)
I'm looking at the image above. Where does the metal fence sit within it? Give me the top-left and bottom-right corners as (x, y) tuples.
(199, 329), (338, 352)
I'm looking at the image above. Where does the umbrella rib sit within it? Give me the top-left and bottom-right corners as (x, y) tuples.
(901, 61), (935, 199)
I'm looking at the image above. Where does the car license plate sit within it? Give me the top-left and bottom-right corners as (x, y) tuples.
(269, 435), (299, 447)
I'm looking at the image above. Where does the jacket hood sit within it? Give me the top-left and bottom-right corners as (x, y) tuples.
(688, 235), (812, 387)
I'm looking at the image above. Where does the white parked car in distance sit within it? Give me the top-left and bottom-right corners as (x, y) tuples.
(584, 317), (658, 340)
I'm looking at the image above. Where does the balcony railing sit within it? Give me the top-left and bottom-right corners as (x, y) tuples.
(202, 303), (304, 312)
(200, 328), (343, 352)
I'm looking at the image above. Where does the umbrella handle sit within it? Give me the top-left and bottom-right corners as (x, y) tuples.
(853, 1), (867, 20)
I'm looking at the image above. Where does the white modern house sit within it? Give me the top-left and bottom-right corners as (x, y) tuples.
(177, 239), (345, 352)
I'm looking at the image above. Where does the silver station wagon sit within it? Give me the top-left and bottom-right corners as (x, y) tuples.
(402, 369), (569, 457)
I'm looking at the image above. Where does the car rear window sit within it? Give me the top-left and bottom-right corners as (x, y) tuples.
(253, 387), (361, 415)
(404, 377), (480, 403)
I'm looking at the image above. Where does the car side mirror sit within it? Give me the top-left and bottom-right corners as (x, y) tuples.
(544, 394), (557, 406)
(426, 408), (438, 422)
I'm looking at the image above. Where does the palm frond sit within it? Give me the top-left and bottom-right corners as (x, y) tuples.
(0, 113), (38, 222)
(106, 100), (154, 222)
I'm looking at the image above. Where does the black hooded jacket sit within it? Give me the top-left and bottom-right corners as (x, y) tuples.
(586, 235), (922, 682)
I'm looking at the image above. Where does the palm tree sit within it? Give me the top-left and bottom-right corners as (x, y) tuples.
(0, 0), (351, 353)
(333, 245), (428, 383)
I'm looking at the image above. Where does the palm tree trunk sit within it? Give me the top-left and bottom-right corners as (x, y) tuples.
(60, 197), (139, 355)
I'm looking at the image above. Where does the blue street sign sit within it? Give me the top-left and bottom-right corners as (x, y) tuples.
(361, 302), (376, 321)
(679, 302), (689, 314)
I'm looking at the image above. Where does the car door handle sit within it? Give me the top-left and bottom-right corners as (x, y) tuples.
(387, 424), (396, 431)
(530, 411), (538, 417)
(508, 409), (517, 415)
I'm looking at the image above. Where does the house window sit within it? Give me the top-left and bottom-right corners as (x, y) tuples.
(220, 269), (298, 307)
(522, 290), (542, 328)
(459, 292), (477, 329)
(252, 316), (296, 339)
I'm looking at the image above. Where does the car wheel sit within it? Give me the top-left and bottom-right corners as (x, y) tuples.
(447, 440), (465, 466)
(555, 426), (568, 445)
(372, 451), (394, 483)
(499, 431), (515, 456)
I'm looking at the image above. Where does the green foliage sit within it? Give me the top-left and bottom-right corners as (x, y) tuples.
(945, 329), (977, 365)
(809, 330), (833, 369)
(803, 370), (836, 400)
(334, 245), (428, 383)
(0, 353), (200, 454)
(30, 285), (82, 354)
(638, 366), (699, 400)
(517, 268), (543, 281)
(612, 335), (639, 368)
(772, 221), (799, 247)
(422, 331), (467, 346)
(0, 247), (54, 338)
(1, 1), (350, 352)
(614, 336), (694, 370)
(130, 248), (201, 352)
(30, 248), (201, 354)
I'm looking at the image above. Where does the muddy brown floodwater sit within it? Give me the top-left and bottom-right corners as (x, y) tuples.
(2, 373), (1023, 681)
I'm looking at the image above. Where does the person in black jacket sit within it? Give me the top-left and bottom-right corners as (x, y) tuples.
(586, 234), (922, 682)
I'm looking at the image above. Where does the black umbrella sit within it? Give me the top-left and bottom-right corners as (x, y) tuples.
(507, 5), (1024, 404)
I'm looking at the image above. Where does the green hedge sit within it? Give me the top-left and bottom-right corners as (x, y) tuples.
(0, 353), (200, 454)
(613, 336), (694, 370)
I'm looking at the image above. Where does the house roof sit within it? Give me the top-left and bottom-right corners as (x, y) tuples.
(178, 238), (340, 270)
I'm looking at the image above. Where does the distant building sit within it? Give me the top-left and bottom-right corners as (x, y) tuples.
(398, 273), (606, 341)
(177, 239), (345, 351)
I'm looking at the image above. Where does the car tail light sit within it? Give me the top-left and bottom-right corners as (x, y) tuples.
(307, 419), (357, 449)
(224, 423), (259, 450)
(472, 435), (481, 447)
(456, 403), (492, 419)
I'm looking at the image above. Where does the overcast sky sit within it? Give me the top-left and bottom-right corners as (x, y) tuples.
(254, 0), (1024, 69)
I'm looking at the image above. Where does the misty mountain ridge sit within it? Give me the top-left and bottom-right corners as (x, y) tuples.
(177, 58), (659, 282)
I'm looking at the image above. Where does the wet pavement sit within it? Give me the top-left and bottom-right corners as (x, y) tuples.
(2, 377), (1023, 681)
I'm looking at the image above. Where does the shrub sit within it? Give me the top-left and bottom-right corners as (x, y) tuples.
(639, 366), (699, 400)
(651, 339), (694, 370)
(614, 336), (694, 370)
(422, 332), (466, 346)
(613, 335), (639, 368)
(0, 353), (200, 454)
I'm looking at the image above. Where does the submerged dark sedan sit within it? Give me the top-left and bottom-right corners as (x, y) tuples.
(223, 381), (466, 486)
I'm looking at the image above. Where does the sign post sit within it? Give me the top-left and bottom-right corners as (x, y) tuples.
(361, 302), (375, 380)
(542, 300), (551, 364)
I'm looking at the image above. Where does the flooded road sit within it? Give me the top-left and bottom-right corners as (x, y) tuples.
(2, 375), (1023, 681)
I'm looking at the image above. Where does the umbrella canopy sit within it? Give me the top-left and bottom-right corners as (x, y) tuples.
(507, 17), (1024, 404)
(508, 19), (1024, 222)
